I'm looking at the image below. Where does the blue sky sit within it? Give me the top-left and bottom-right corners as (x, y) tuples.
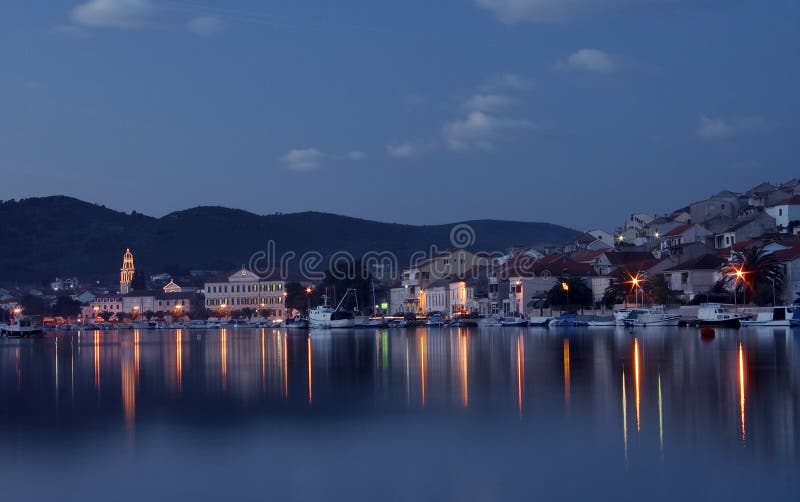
(0, 0), (797, 231)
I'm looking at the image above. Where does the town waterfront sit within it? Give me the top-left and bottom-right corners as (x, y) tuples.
(0, 327), (797, 500)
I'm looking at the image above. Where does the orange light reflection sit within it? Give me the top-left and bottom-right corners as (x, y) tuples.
(516, 335), (524, 417)
(739, 342), (746, 443)
(634, 338), (641, 432)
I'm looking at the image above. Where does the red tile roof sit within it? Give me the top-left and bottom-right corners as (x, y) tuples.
(772, 243), (800, 262)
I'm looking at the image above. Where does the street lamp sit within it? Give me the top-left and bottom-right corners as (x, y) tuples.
(305, 287), (313, 314)
(767, 276), (776, 307)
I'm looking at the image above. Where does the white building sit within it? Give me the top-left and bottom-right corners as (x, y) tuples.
(766, 195), (800, 233)
(204, 267), (286, 318)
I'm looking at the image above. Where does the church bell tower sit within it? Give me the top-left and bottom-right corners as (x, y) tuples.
(120, 248), (135, 294)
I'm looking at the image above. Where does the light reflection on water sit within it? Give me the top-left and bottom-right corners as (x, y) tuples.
(0, 326), (797, 501)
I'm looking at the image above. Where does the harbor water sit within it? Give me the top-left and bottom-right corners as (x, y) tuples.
(0, 326), (797, 501)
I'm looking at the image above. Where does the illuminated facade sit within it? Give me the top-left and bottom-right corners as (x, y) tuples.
(203, 267), (286, 318)
(120, 248), (135, 294)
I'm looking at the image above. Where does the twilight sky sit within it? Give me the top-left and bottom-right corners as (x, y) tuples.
(0, 0), (797, 231)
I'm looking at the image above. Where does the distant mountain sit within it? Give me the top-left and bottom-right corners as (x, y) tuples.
(0, 196), (579, 282)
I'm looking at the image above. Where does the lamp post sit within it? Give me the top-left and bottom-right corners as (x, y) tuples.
(767, 276), (776, 307)
(305, 287), (313, 314)
(283, 291), (288, 319)
(561, 281), (570, 314)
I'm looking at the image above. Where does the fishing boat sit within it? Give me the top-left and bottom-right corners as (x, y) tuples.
(1, 315), (44, 336)
(623, 309), (681, 327)
(696, 304), (747, 328)
(309, 290), (356, 329)
(741, 306), (800, 327)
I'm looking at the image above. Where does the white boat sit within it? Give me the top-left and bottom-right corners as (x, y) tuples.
(623, 309), (681, 327)
(309, 290), (355, 329)
(587, 316), (617, 327)
(132, 320), (157, 329)
(188, 320), (208, 329)
(741, 306), (800, 327)
(613, 308), (634, 326)
(1, 315), (44, 336)
(696, 304), (747, 328)
(500, 314), (528, 327)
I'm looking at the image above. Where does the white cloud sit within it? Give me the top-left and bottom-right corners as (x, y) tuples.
(558, 49), (617, 73)
(386, 143), (418, 158)
(462, 94), (516, 113)
(346, 150), (367, 161)
(696, 115), (772, 142)
(281, 148), (325, 171)
(187, 16), (222, 36)
(443, 111), (534, 151)
(72, 0), (158, 29)
(475, 0), (684, 23)
(481, 73), (535, 92)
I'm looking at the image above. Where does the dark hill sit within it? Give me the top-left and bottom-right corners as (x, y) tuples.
(0, 197), (579, 282)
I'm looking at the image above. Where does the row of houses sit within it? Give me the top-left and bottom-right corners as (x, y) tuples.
(388, 179), (800, 317)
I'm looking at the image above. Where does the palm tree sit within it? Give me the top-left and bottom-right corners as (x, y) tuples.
(721, 246), (785, 306)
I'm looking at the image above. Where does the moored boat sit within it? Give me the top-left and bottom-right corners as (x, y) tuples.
(695, 304), (747, 328)
(425, 313), (446, 327)
(1, 315), (44, 336)
(623, 309), (681, 327)
(285, 316), (310, 329)
(309, 290), (356, 329)
(740, 306), (800, 327)
(499, 313), (528, 327)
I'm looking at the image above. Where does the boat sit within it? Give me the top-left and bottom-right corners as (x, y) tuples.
(613, 308), (634, 326)
(477, 314), (502, 327)
(623, 309), (681, 327)
(528, 316), (555, 327)
(132, 319), (157, 329)
(695, 304), (748, 328)
(425, 313), (446, 327)
(309, 290), (356, 329)
(353, 315), (371, 328)
(285, 316), (310, 329)
(586, 316), (617, 327)
(188, 320), (208, 329)
(499, 313), (528, 327)
(368, 317), (388, 328)
(387, 318), (408, 328)
(1, 315), (44, 336)
(549, 313), (579, 327)
(741, 306), (800, 327)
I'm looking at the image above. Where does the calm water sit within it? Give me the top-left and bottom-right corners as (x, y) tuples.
(0, 327), (797, 501)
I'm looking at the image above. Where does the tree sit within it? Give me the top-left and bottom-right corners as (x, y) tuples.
(130, 268), (147, 291)
(722, 246), (785, 306)
(651, 274), (673, 305)
(20, 295), (47, 315)
(52, 295), (82, 317)
(546, 277), (592, 310)
(285, 282), (308, 311)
